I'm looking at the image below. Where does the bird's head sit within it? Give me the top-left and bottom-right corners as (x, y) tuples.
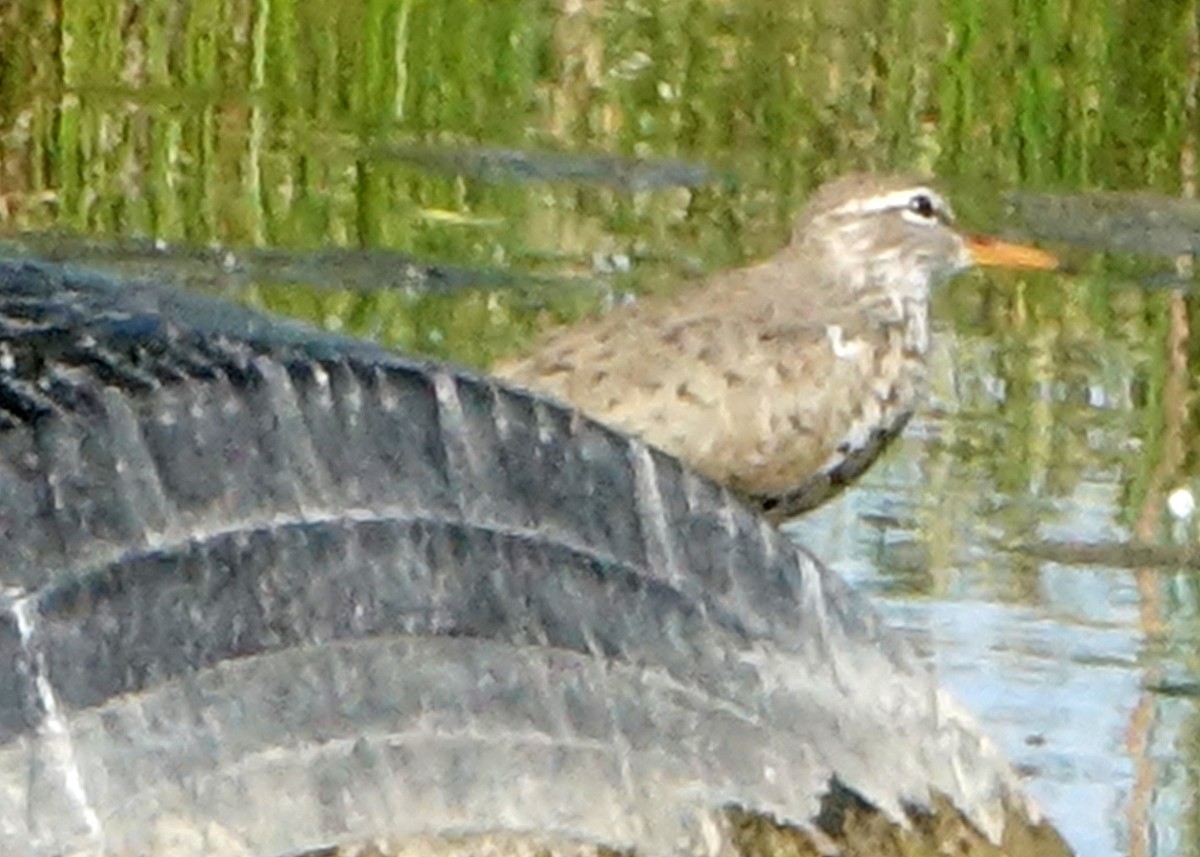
(789, 174), (1057, 305)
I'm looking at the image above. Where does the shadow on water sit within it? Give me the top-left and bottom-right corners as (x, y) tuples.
(1006, 190), (1200, 259)
(370, 141), (720, 190)
(0, 232), (535, 294)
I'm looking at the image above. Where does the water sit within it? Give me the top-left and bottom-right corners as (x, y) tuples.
(786, 328), (1200, 856)
(2, 0), (1200, 853)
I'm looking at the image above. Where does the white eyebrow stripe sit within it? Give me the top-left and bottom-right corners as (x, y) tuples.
(832, 186), (941, 216)
(900, 208), (939, 226)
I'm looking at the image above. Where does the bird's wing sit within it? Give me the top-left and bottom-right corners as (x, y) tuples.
(492, 273), (882, 497)
(495, 258), (857, 394)
(493, 268), (840, 413)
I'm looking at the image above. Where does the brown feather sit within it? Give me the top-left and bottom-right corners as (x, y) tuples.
(494, 173), (1053, 518)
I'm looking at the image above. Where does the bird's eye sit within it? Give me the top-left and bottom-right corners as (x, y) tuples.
(909, 194), (937, 219)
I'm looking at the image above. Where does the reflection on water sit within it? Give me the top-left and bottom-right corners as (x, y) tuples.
(785, 326), (1200, 857)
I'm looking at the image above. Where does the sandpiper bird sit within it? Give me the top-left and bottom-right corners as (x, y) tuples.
(495, 173), (1058, 520)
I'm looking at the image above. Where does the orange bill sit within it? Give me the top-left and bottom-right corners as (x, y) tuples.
(964, 234), (1060, 270)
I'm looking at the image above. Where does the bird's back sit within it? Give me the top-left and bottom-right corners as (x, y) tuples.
(495, 254), (925, 515)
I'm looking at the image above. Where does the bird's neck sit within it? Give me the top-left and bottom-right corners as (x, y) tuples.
(787, 234), (936, 352)
(900, 298), (931, 354)
(857, 290), (932, 354)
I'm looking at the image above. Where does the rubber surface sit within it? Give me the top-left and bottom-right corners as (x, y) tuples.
(0, 260), (1027, 856)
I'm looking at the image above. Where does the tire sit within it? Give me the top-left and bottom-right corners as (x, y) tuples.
(0, 261), (1035, 857)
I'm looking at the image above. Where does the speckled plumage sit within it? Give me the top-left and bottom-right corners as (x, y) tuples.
(496, 173), (1055, 519)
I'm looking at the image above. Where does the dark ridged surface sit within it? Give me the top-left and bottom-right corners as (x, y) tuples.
(0, 260), (1038, 856)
